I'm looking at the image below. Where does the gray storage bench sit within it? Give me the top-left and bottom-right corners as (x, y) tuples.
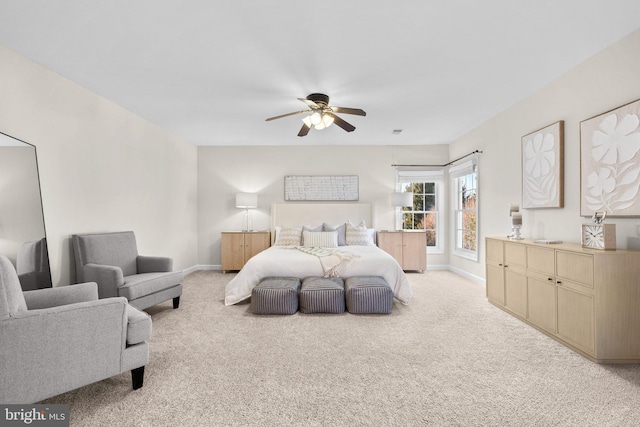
(251, 277), (301, 315)
(299, 277), (345, 314)
(344, 276), (394, 314)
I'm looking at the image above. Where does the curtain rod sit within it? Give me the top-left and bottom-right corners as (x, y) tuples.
(391, 150), (483, 168)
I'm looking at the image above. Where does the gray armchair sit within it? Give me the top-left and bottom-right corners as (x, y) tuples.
(72, 231), (183, 310)
(0, 254), (151, 404)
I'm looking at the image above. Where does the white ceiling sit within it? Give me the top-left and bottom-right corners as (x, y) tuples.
(1, 1), (640, 146)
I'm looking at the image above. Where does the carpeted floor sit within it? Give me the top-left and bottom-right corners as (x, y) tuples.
(42, 270), (640, 426)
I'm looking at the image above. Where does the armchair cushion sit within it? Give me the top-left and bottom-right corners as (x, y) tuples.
(23, 282), (98, 310)
(119, 271), (184, 301)
(137, 255), (172, 273)
(126, 304), (152, 345)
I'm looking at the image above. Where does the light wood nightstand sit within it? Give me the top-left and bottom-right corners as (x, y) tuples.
(377, 230), (427, 272)
(221, 231), (270, 273)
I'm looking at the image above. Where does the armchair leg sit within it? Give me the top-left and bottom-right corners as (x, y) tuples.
(173, 296), (180, 309)
(132, 366), (145, 390)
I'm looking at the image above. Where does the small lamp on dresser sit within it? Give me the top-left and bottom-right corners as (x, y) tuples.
(236, 192), (258, 232)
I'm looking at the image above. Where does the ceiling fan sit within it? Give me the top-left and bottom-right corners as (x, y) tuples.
(265, 93), (366, 137)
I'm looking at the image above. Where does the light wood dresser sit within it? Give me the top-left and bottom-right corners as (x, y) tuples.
(486, 236), (640, 363)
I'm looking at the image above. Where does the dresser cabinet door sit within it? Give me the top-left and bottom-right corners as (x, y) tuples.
(557, 285), (595, 354)
(527, 273), (557, 333)
(486, 259), (505, 305)
(504, 266), (527, 318)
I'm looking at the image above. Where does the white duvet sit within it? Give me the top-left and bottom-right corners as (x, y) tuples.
(224, 245), (413, 306)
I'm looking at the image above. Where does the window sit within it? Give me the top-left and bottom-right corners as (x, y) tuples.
(451, 160), (478, 261)
(396, 170), (444, 253)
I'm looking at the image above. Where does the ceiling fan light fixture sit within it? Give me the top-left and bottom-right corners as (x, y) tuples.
(302, 116), (313, 127)
(321, 113), (334, 128)
(310, 111), (322, 126)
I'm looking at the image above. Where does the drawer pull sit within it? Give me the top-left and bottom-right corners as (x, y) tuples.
(548, 277), (553, 281)
(556, 281), (562, 285)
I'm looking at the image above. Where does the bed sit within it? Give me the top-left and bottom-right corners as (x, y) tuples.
(224, 203), (413, 306)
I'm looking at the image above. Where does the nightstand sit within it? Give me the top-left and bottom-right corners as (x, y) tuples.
(377, 230), (427, 272)
(221, 231), (270, 273)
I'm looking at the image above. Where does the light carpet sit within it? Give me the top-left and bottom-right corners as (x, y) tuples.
(42, 270), (640, 426)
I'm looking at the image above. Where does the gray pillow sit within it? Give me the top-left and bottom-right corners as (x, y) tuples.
(323, 223), (347, 246)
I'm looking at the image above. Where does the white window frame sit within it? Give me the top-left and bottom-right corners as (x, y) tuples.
(396, 169), (444, 254)
(450, 159), (479, 262)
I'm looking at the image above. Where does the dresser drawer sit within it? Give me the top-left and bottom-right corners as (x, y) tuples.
(555, 251), (594, 289)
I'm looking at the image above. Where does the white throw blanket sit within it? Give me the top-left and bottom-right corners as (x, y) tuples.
(293, 246), (360, 277)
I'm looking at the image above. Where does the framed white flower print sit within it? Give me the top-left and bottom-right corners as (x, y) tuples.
(581, 99), (640, 216)
(522, 121), (564, 208)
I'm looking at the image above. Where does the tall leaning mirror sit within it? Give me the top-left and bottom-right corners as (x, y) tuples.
(0, 131), (52, 290)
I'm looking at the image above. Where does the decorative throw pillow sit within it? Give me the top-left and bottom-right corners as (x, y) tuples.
(345, 220), (374, 246)
(302, 231), (338, 248)
(273, 227), (302, 246)
(323, 223), (347, 246)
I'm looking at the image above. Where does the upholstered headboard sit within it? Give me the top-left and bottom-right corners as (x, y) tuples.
(270, 203), (373, 243)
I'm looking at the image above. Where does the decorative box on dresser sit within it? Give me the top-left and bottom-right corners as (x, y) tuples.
(221, 231), (270, 273)
(486, 236), (640, 363)
(377, 231), (427, 272)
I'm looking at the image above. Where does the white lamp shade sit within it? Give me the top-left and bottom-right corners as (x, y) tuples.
(236, 192), (258, 208)
(392, 192), (414, 207)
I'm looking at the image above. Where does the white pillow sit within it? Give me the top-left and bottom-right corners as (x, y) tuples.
(345, 220), (374, 246)
(274, 227), (302, 246)
(302, 230), (338, 248)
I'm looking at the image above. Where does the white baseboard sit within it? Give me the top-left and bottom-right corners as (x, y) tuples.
(427, 264), (449, 271)
(448, 265), (485, 286)
(184, 265), (221, 274)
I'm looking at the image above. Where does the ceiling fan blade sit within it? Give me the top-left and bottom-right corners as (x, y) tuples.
(297, 123), (311, 137)
(326, 112), (355, 132)
(265, 110), (309, 121)
(298, 97), (320, 109)
(331, 107), (367, 116)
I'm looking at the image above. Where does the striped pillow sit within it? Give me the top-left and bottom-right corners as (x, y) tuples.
(346, 220), (374, 246)
(302, 230), (338, 248)
(274, 227), (303, 246)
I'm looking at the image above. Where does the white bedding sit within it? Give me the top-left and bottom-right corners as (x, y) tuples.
(224, 245), (413, 306)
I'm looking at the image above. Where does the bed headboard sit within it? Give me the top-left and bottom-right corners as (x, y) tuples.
(271, 203), (373, 236)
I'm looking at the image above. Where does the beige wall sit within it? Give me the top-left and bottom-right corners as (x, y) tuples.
(0, 45), (199, 285)
(198, 145), (450, 267)
(449, 28), (640, 279)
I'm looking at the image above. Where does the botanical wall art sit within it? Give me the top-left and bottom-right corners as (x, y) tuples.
(581, 98), (640, 216)
(284, 175), (359, 201)
(521, 121), (564, 208)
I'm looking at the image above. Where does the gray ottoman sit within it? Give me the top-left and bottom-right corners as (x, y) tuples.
(344, 276), (394, 314)
(251, 277), (301, 315)
(299, 277), (345, 314)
